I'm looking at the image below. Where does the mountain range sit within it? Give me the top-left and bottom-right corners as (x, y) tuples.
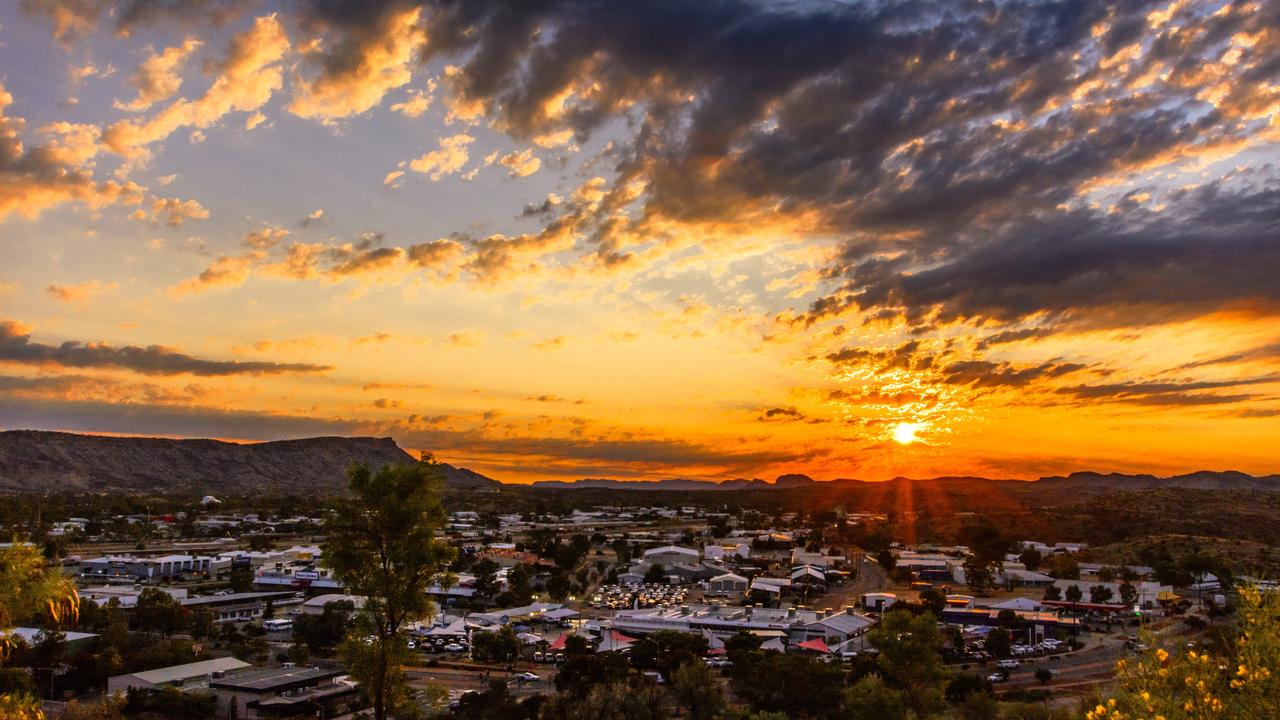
(0, 430), (499, 495)
(0, 430), (1276, 497)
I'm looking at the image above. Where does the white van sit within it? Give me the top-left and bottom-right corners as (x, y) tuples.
(996, 659), (1019, 669)
(263, 618), (293, 632)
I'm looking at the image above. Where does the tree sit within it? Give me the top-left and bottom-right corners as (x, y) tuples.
(875, 549), (896, 572)
(1043, 585), (1062, 601)
(546, 572), (572, 601)
(187, 606), (215, 640)
(1018, 547), (1043, 572)
(228, 564), (254, 593)
(984, 628), (1011, 658)
(1064, 584), (1083, 606)
(919, 588), (947, 615)
(630, 631), (708, 678)
(728, 651), (844, 719)
(960, 692), (999, 720)
(644, 564), (667, 584)
(1089, 585), (1114, 604)
(865, 610), (946, 717)
(325, 458), (455, 720)
(1119, 581), (1139, 608)
(670, 661), (725, 720)
(945, 674), (993, 704)
(544, 681), (668, 720)
(132, 589), (184, 636)
(554, 651), (631, 697)
(470, 627), (519, 664)
(292, 600), (353, 656)
(963, 555), (995, 594)
(471, 558), (500, 602)
(842, 675), (906, 720)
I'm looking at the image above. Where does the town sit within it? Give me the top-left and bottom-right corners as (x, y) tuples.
(3, 468), (1270, 720)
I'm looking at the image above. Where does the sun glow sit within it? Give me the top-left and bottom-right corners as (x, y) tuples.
(892, 422), (924, 445)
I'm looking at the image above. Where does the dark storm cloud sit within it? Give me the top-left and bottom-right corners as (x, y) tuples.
(0, 396), (357, 438)
(0, 321), (332, 376)
(826, 339), (935, 371)
(940, 360), (1089, 388)
(1053, 375), (1279, 405)
(816, 184), (1280, 326)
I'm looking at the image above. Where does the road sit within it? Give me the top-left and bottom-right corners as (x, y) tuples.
(405, 662), (558, 697)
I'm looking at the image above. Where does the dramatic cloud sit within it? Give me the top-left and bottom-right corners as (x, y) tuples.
(819, 184), (1280, 328)
(406, 133), (474, 181)
(101, 13), (290, 161)
(288, 5), (425, 122)
(114, 37), (202, 112)
(0, 320), (332, 375)
(1055, 377), (1278, 406)
(390, 82), (435, 118)
(0, 83), (144, 220)
(498, 148), (540, 178)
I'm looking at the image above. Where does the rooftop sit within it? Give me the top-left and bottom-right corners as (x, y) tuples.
(211, 666), (341, 692)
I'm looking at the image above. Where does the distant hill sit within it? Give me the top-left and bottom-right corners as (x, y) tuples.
(529, 470), (1278, 498)
(0, 430), (500, 495)
(531, 474), (818, 491)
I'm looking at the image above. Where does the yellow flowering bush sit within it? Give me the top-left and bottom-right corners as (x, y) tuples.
(1087, 586), (1279, 720)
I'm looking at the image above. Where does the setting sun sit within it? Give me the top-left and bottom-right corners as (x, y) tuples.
(892, 422), (924, 445)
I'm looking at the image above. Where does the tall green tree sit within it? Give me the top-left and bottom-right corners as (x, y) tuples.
(866, 609), (947, 717)
(669, 661), (725, 720)
(326, 459), (455, 720)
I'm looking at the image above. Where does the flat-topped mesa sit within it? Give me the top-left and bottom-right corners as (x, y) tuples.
(0, 430), (500, 495)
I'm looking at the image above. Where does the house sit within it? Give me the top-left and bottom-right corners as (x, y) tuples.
(210, 666), (359, 719)
(1048, 579), (1171, 609)
(790, 549), (844, 570)
(107, 657), (252, 695)
(81, 585), (187, 609)
(6, 627), (98, 654)
(862, 592), (897, 612)
(300, 594), (365, 615)
(707, 573), (749, 595)
(790, 565), (827, 586)
(997, 567), (1056, 588)
(704, 544), (751, 562)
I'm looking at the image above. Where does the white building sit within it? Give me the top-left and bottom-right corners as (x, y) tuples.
(610, 603), (875, 646)
(643, 546), (701, 567)
(707, 573), (749, 594)
(107, 657), (251, 695)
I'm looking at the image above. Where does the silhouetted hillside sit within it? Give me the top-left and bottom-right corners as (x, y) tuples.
(0, 430), (500, 495)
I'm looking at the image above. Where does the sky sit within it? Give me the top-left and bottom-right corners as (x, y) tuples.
(0, 0), (1278, 484)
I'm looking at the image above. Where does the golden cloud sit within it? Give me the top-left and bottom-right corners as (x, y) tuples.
(46, 280), (118, 303)
(115, 38), (203, 112)
(102, 14), (290, 162)
(288, 7), (425, 122)
(407, 133), (474, 181)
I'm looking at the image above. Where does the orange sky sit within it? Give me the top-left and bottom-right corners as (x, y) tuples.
(1, 0), (1278, 483)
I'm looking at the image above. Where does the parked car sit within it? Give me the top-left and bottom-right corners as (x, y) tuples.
(444, 643), (467, 652)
